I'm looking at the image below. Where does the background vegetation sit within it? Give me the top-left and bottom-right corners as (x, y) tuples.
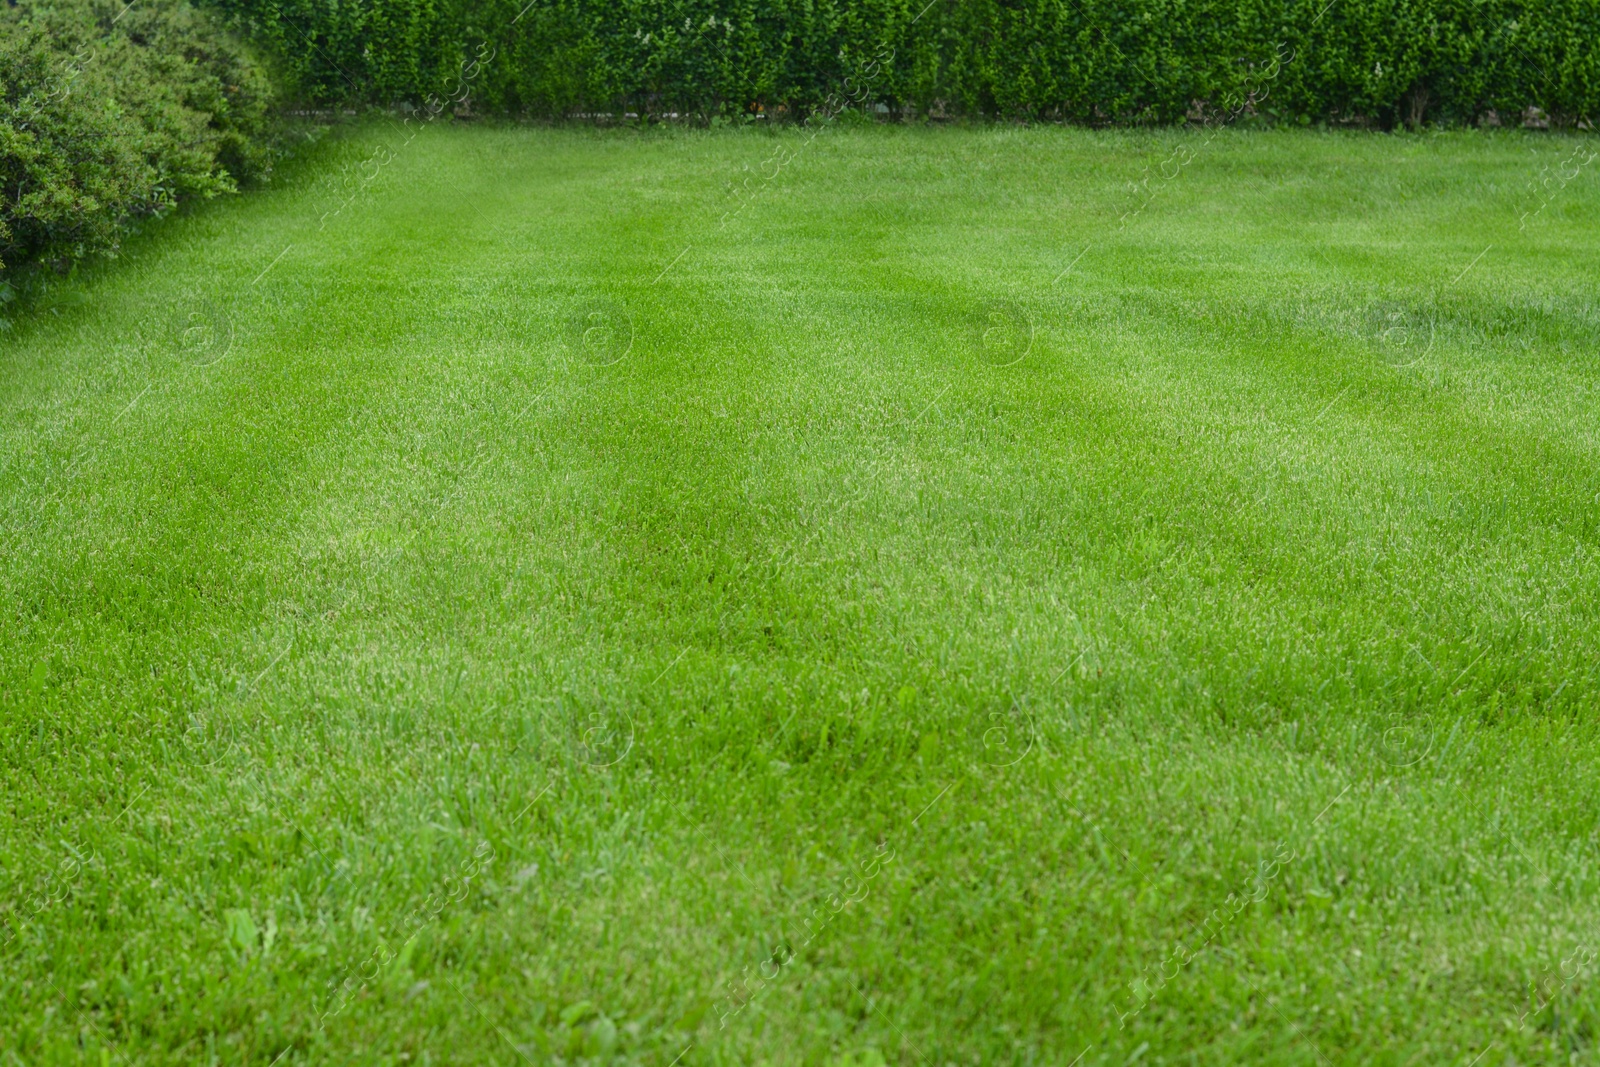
(215, 0), (1600, 127)
(0, 0), (274, 283)
(4, 0), (1596, 283)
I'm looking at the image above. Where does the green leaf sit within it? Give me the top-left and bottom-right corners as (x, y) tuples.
(224, 908), (259, 954)
(587, 1013), (617, 1055)
(673, 998), (711, 1031)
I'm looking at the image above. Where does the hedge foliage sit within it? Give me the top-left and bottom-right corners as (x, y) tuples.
(213, 0), (1599, 126)
(0, 0), (275, 277)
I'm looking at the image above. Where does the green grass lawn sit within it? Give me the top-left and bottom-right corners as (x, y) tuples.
(3, 120), (1600, 1066)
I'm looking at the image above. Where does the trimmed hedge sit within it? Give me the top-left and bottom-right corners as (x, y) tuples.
(0, 0), (276, 276)
(214, 0), (1599, 126)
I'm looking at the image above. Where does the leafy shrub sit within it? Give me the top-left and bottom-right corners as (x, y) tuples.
(212, 0), (1599, 126)
(0, 0), (276, 277)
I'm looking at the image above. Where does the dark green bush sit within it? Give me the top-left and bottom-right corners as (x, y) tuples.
(0, 0), (276, 276)
(212, 0), (1598, 126)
